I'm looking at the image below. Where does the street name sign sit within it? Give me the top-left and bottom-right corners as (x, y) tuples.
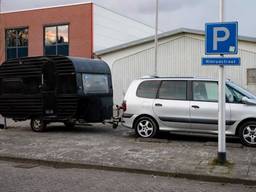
(202, 57), (240, 65)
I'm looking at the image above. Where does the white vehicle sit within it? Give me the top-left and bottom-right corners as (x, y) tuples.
(122, 77), (256, 147)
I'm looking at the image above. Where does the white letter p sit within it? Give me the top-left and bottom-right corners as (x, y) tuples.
(213, 27), (230, 51)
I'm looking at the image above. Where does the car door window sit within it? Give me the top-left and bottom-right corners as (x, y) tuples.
(158, 81), (187, 100)
(193, 81), (218, 102)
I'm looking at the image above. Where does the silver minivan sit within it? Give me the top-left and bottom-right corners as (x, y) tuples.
(122, 77), (256, 147)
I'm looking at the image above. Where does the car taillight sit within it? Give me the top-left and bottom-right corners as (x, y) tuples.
(121, 100), (127, 112)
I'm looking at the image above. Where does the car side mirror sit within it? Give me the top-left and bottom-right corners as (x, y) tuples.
(241, 97), (256, 105)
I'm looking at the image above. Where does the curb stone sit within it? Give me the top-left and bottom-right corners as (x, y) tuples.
(0, 155), (255, 186)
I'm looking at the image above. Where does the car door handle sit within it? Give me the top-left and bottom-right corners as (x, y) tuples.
(191, 105), (200, 109)
(155, 103), (163, 107)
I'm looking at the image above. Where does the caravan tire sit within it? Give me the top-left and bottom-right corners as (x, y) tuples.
(31, 119), (46, 132)
(64, 121), (75, 129)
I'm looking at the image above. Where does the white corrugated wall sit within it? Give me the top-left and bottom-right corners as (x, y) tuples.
(111, 35), (256, 104)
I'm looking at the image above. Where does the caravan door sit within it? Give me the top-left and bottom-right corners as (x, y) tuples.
(42, 60), (56, 116)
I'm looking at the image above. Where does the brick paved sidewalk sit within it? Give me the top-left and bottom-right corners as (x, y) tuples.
(0, 123), (255, 185)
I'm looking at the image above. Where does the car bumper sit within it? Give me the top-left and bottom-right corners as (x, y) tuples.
(121, 113), (137, 129)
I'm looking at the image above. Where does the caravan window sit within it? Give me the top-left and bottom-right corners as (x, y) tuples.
(82, 74), (109, 94)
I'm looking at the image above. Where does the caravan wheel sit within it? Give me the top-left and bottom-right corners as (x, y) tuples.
(64, 121), (75, 129)
(31, 119), (46, 132)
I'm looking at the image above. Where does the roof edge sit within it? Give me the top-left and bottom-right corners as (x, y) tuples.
(95, 28), (256, 56)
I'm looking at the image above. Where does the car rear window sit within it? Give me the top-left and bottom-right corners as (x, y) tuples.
(136, 80), (161, 99)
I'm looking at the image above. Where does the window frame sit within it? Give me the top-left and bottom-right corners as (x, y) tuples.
(5, 27), (29, 60)
(247, 68), (256, 85)
(156, 80), (188, 101)
(43, 23), (70, 56)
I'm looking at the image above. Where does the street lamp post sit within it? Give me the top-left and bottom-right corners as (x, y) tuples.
(218, 0), (227, 163)
(154, 0), (159, 76)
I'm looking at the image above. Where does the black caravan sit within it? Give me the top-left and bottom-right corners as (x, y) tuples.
(0, 56), (113, 131)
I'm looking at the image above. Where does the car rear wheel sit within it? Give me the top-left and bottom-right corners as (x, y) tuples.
(31, 119), (46, 132)
(135, 117), (158, 138)
(238, 121), (256, 147)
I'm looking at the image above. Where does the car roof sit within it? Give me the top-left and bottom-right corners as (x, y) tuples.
(138, 76), (217, 81)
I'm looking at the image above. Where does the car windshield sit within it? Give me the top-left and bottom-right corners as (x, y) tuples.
(227, 81), (256, 100)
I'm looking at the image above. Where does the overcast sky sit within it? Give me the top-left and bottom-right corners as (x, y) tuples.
(1, 0), (256, 37)
(93, 0), (256, 37)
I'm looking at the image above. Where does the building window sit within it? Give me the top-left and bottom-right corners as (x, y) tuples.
(44, 24), (69, 56)
(247, 68), (256, 85)
(5, 28), (28, 60)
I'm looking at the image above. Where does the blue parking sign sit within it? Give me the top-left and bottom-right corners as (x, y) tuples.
(205, 22), (238, 55)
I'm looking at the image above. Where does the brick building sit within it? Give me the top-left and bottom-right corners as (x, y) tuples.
(0, 0), (155, 63)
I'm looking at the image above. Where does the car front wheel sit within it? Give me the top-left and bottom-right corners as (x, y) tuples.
(135, 117), (158, 138)
(238, 121), (256, 147)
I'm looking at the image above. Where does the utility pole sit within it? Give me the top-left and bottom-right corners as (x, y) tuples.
(154, 0), (159, 76)
(218, 0), (226, 163)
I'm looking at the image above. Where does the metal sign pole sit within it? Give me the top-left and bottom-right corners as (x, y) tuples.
(218, 0), (226, 163)
(154, 0), (159, 76)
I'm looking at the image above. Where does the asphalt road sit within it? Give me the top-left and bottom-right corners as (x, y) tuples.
(0, 160), (255, 192)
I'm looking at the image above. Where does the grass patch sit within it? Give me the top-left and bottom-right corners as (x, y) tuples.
(209, 158), (234, 168)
